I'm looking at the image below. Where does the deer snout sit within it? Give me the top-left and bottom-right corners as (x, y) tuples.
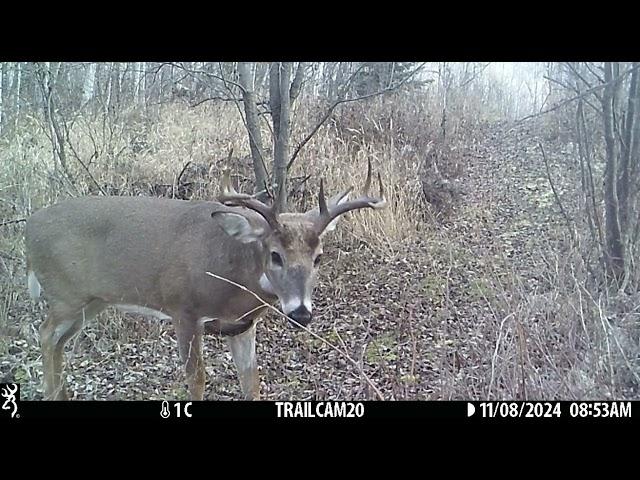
(287, 305), (313, 327)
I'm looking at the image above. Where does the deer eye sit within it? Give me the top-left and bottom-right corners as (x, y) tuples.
(314, 254), (323, 267)
(271, 251), (284, 267)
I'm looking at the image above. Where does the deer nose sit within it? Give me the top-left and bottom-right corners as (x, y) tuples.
(288, 306), (313, 327)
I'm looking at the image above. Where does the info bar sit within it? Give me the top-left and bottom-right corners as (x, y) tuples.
(2, 399), (635, 423)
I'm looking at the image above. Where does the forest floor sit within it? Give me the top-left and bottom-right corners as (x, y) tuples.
(3, 118), (638, 400)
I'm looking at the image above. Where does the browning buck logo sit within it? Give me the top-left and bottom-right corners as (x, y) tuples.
(1, 383), (19, 419)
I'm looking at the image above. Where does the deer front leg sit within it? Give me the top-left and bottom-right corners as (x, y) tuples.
(173, 318), (205, 401)
(40, 299), (105, 400)
(226, 323), (260, 400)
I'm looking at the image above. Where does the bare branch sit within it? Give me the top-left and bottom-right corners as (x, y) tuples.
(0, 218), (26, 227)
(287, 62), (426, 170)
(167, 62), (245, 92)
(565, 62), (599, 96)
(511, 63), (640, 129)
(458, 62), (492, 89)
(60, 118), (106, 195)
(538, 142), (575, 242)
(545, 74), (601, 113)
(189, 95), (242, 108)
(584, 62), (605, 84)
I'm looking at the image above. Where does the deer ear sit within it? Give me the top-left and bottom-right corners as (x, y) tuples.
(213, 212), (265, 244)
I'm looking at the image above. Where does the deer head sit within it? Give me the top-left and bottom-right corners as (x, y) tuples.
(214, 159), (386, 326)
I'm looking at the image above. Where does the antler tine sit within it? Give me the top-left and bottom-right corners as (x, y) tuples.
(377, 171), (385, 200)
(363, 158), (372, 195)
(318, 179), (329, 217)
(313, 160), (387, 234)
(221, 167), (239, 196)
(217, 168), (280, 230)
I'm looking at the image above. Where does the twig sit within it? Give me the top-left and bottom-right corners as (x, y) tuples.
(61, 119), (106, 195)
(538, 142), (575, 242)
(205, 271), (385, 400)
(0, 218), (26, 227)
(176, 161), (192, 186)
(291, 174), (311, 192)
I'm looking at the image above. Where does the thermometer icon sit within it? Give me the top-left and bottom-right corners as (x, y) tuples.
(160, 400), (170, 418)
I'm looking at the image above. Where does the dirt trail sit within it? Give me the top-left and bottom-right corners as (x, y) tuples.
(263, 119), (581, 400)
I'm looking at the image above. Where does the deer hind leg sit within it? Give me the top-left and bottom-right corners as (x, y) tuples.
(40, 299), (106, 400)
(173, 318), (205, 401)
(226, 323), (260, 400)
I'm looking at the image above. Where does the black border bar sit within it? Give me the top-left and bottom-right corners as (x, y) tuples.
(2, 401), (637, 423)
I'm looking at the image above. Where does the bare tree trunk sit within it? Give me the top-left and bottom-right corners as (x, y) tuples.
(576, 97), (605, 253)
(92, 62), (101, 114)
(290, 63), (306, 103)
(39, 62), (72, 183)
(14, 62), (21, 125)
(0, 62), (4, 134)
(618, 62), (638, 240)
(334, 62), (348, 99)
(271, 62), (292, 212)
(627, 65), (640, 252)
(134, 62), (141, 104)
(112, 62), (121, 112)
(118, 62), (127, 105)
(251, 62), (258, 91)
(602, 62), (625, 281)
(269, 63), (282, 145)
(105, 63), (113, 115)
(139, 62), (147, 107)
(83, 63), (96, 103)
(238, 62), (268, 200)
(629, 66), (640, 182)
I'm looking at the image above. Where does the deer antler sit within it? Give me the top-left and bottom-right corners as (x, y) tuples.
(217, 168), (280, 230)
(313, 158), (387, 234)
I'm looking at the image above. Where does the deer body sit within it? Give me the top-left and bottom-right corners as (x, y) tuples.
(27, 196), (275, 334)
(26, 161), (385, 401)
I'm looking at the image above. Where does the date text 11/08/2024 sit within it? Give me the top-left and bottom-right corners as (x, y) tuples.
(475, 402), (632, 419)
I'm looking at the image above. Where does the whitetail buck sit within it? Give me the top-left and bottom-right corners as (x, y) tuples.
(25, 160), (386, 400)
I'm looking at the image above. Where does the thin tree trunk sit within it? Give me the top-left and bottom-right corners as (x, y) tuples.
(134, 62), (141, 104)
(618, 63), (638, 239)
(627, 65), (640, 251)
(14, 62), (21, 125)
(112, 62), (121, 112)
(105, 63), (113, 115)
(602, 62), (625, 281)
(290, 63), (306, 104)
(140, 62), (147, 107)
(272, 62), (292, 212)
(269, 63), (282, 145)
(0, 62), (5, 134)
(83, 63), (96, 103)
(39, 62), (72, 183)
(238, 62), (268, 200)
